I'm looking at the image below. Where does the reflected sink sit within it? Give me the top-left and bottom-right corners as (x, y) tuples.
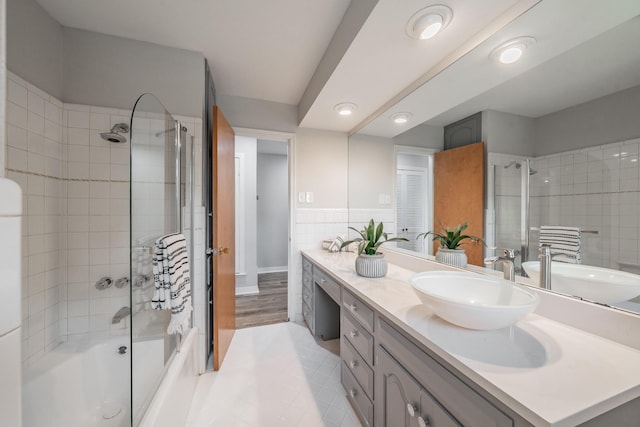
(522, 261), (640, 304)
(410, 271), (539, 330)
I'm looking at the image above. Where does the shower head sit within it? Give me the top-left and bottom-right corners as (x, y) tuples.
(100, 123), (129, 143)
(504, 161), (537, 175)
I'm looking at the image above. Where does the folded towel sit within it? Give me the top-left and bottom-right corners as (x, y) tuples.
(539, 226), (581, 264)
(152, 232), (192, 334)
(327, 236), (344, 253)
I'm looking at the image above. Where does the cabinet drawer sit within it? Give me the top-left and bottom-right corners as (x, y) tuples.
(302, 271), (313, 293)
(314, 268), (340, 303)
(342, 363), (373, 427)
(302, 282), (313, 308)
(378, 318), (513, 427)
(342, 310), (374, 366)
(302, 256), (313, 275)
(342, 337), (374, 400)
(342, 289), (374, 332)
(302, 301), (314, 333)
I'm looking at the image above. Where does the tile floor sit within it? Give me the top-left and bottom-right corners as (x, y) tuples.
(185, 322), (362, 427)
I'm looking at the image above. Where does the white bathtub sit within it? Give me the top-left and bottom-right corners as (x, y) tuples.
(23, 327), (199, 427)
(23, 337), (132, 427)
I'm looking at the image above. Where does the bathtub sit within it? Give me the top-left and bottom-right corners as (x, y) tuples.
(23, 337), (132, 427)
(23, 327), (199, 427)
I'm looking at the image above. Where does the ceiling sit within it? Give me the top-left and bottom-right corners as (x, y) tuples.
(35, 0), (529, 132)
(34, 0), (640, 136)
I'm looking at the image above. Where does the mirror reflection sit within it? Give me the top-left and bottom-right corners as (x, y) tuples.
(348, 5), (640, 314)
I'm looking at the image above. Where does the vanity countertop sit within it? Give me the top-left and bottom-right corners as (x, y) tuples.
(302, 249), (640, 427)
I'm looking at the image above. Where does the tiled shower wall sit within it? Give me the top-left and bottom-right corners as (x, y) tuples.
(530, 138), (640, 270)
(6, 72), (65, 364)
(5, 71), (204, 366)
(490, 137), (640, 272)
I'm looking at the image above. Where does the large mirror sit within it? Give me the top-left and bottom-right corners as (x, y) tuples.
(348, 1), (640, 315)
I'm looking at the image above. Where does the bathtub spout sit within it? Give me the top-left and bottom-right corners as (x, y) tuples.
(112, 307), (131, 324)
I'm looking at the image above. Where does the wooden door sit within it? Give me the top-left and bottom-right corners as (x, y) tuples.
(433, 142), (485, 266)
(212, 106), (236, 370)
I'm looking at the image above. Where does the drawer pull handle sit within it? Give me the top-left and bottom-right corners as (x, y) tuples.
(407, 403), (417, 417)
(350, 330), (358, 338)
(320, 278), (327, 284)
(349, 389), (357, 398)
(418, 416), (430, 427)
(348, 303), (357, 311)
(349, 360), (358, 369)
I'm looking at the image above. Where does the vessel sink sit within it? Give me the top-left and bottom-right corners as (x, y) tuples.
(410, 271), (539, 330)
(522, 261), (640, 304)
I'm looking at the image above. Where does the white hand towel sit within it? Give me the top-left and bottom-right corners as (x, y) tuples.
(152, 232), (192, 334)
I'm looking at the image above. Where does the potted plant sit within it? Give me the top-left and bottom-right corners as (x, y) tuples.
(417, 222), (482, 268)
(341, 219), (408, 278)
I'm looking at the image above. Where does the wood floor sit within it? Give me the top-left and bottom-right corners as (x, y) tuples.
(235, 272), (288, 329)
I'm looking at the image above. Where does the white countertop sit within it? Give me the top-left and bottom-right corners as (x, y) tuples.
(302, 249), (640, 427)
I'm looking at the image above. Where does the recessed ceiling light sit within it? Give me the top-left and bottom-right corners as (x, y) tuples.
(406, 5), (453, 40)
(334, 102), (357, 116)
(391, 112), (412, 124)
(490, 37), (536, 64)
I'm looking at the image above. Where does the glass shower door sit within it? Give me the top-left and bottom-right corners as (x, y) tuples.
(129, 93), (193, 425)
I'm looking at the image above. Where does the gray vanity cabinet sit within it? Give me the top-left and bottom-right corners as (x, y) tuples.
(377, 318), (514, 427)
(303, 255), (519, 427)
(376, 346), (460, 427)
(301, 255), (341, 340)
(341, 289), (376, 426)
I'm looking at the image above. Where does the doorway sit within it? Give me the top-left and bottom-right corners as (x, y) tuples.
(233, 132), (293, 329)
(394, 146), (435, 254)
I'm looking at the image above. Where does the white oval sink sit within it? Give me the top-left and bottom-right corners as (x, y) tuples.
(410, 271), (539, 330)
(522, 261), (640, 304)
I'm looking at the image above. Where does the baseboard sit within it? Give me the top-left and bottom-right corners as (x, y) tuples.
(257, 266), (288, 274)
(235, 285), (260, 296)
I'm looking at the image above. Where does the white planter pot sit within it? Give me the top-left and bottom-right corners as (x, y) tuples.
(355, 253), (387, 278)
(435, 248), (467, 268)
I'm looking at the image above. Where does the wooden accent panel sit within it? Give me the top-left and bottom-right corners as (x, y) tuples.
(433, 142), (485, 266)
(212, 106), (236, 370)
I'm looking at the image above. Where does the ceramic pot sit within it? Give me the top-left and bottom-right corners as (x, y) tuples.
(355, 253), (387, 278)
(435, 247), (467, 268)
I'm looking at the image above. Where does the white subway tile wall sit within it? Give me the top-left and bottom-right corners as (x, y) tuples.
(531, 138), (640, 270)
(6, 72), (204, 365)
(293, 208), (348, 320)
(6, 72), (64, 363)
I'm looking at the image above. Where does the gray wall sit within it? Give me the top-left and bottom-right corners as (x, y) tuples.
(483, 110), (536, 157)
(257, 153), (289, 270)
(63, 28), (204, 117)
(6, 0), (64, 99)
(0, 0), (5, 175)
(535, 85), (640, 156)
(392, 122), (444, 150)
(217, 94), (298, 133)
(6, 0), (204, 117)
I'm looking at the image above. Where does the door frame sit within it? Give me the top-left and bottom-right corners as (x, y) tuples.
(233, 127), (297, 322)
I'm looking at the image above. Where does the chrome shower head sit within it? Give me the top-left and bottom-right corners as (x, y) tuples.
(100, 123), (129, 143)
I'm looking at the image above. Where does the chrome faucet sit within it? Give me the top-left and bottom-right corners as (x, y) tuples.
(484, 248), (516, 281)
(539, 244), (564, 290)
(111, 306), (131, 324)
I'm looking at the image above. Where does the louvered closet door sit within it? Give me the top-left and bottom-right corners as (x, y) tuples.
(396, 169), (427, 253)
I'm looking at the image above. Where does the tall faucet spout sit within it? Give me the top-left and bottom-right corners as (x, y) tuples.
(539, 244), (553, 289)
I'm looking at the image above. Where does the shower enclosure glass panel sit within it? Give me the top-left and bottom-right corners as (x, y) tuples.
(493, 159), (536, 274)
(130, 93), (194, 425)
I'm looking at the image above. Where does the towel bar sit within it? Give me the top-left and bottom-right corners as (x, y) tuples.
(529, 227), (598, 235)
